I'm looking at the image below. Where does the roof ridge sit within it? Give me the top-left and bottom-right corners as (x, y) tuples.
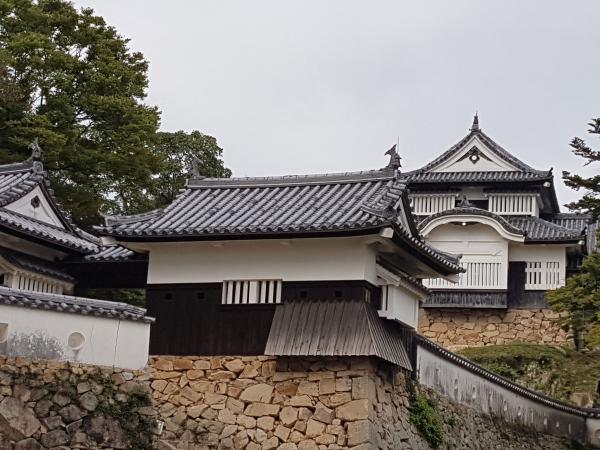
(0, 161), (35, 174)
(187, 168), (395, 188)
(0, 286), (154, 323)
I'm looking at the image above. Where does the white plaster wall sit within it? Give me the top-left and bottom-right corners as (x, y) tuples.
(5, 186), (65, 228)
(146, 237), (378, 285)
(509, 244), (568, 286)
(417, 344), (589, 441)
(380, 283), (420, 328)
(0, 304), (150, 370)
(432, 136), (520, 173)
(425, 223), (508, 288)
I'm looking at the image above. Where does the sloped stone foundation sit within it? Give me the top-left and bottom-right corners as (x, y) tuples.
(419, 308), (569, 349)
(0, 355), (578, 449)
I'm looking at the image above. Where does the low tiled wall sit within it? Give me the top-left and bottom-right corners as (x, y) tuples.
(419, 308), (569, 349)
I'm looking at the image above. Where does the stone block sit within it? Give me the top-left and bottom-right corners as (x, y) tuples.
(173, 358), (193, 370)
(297, 381), (319, 397)
(312, 404), (334, 424)
(224, 359), (246, 373)
(288, 395), (313, 407)
(280, 406), (299, 426)
(237, 414), (257, 429)
(305, 419), (325, 437)
(346, 419), (371, 446)
(241, 383), (274, 403)
(335, 399), (369, 421)
(318, 378), (335, 395)
(245, 402), (280, 417)
(262, 436), (279, 449)
(274, 424), (291, 441)
(257, 416), (275, 431)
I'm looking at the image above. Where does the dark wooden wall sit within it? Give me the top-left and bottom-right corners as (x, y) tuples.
(146, 281), (379, 356)
(507, 261), (549, 309)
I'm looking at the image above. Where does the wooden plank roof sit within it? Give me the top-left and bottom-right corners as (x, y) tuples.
(265, 298), (412, 370)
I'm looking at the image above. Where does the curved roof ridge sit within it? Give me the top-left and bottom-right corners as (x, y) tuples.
(417, 207), (526, 236)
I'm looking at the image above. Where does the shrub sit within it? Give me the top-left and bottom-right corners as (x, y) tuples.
(410, 391), (444, 448)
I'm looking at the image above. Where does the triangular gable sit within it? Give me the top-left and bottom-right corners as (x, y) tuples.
(417, 116), (544, 175)
(430, 134), (522, 173)
(4, 185), (66, 229)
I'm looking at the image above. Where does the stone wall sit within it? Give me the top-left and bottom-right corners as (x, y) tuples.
(0, 356), (154, 449)
(418, 308), (569, 349)
(148, 355), (384, 449)
(0, 354), (579, 449)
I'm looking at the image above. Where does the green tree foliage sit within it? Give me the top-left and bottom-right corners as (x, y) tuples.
(151, 131), (231, 207)
(563, 118), (600, 217)
(0, 0), (161, 227)
(0, 1), (231, 228)
(546, 252), (600, 345)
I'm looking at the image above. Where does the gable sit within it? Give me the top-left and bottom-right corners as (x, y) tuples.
(4, 186), (66, 229)
(430, 135), (521, 173)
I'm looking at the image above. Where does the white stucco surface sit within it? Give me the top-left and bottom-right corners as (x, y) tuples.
(417, 343), (593, 443)
(431, 135), (519, 173)
(0, 304), (150, 370)
(145, 237), (379, 285)
(4, 186), (65, 228)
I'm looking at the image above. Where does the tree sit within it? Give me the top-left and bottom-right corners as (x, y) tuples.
(547, 252), (600, 349)
(563, 118), (600, 217)
(0, 0), (161, 227)
(150, 131), (232, 207)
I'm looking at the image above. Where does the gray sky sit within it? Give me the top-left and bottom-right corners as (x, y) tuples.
(73, 0), (600, 208)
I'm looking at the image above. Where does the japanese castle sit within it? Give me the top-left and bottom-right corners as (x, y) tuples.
(0, 117), (595, 356)
(405, 115), (594, 309)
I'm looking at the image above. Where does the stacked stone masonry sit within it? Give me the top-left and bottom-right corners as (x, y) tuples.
(419, 308), (569, 349)
(0, 355), (577, 449)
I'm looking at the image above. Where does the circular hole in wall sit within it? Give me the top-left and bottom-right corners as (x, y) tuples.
(68, 332), (85, 351)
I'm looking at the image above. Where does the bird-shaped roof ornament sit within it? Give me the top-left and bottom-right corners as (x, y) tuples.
(385, 144), (402, 171)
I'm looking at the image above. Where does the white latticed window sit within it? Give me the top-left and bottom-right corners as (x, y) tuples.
(425, 261), (503, 290)
(525, 262), (561, 290)
(410, 194), (457, 216)
(16, 274), (65, 294)
(487, 194), (539, 216)
(222, 280), (282, 305)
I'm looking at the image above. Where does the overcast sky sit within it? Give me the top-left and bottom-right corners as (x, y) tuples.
(73, 0), (600, 208)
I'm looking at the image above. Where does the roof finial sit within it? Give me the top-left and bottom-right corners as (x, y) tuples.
(470, 112), (480, 132)
(28, 138), (44, 173)
(385, 144), (402, 171)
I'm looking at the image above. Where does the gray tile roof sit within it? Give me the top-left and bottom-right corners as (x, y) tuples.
(84, 245), (140, 262)
(100, 169), (398, 236)
(405, 170), (552, 184)
(98, 169), (463, 273)
(265, 298), (411, 370)
(0, 286), (154, 323)
(418, 207), (583, 243)
(506, 216), (584, 242)
(0, 162), (44, 206)
(423, 291), (507, 308)
(0, 158), (99, 254)
(0, 208), (98, 253)
(0, 248), (74, 282)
